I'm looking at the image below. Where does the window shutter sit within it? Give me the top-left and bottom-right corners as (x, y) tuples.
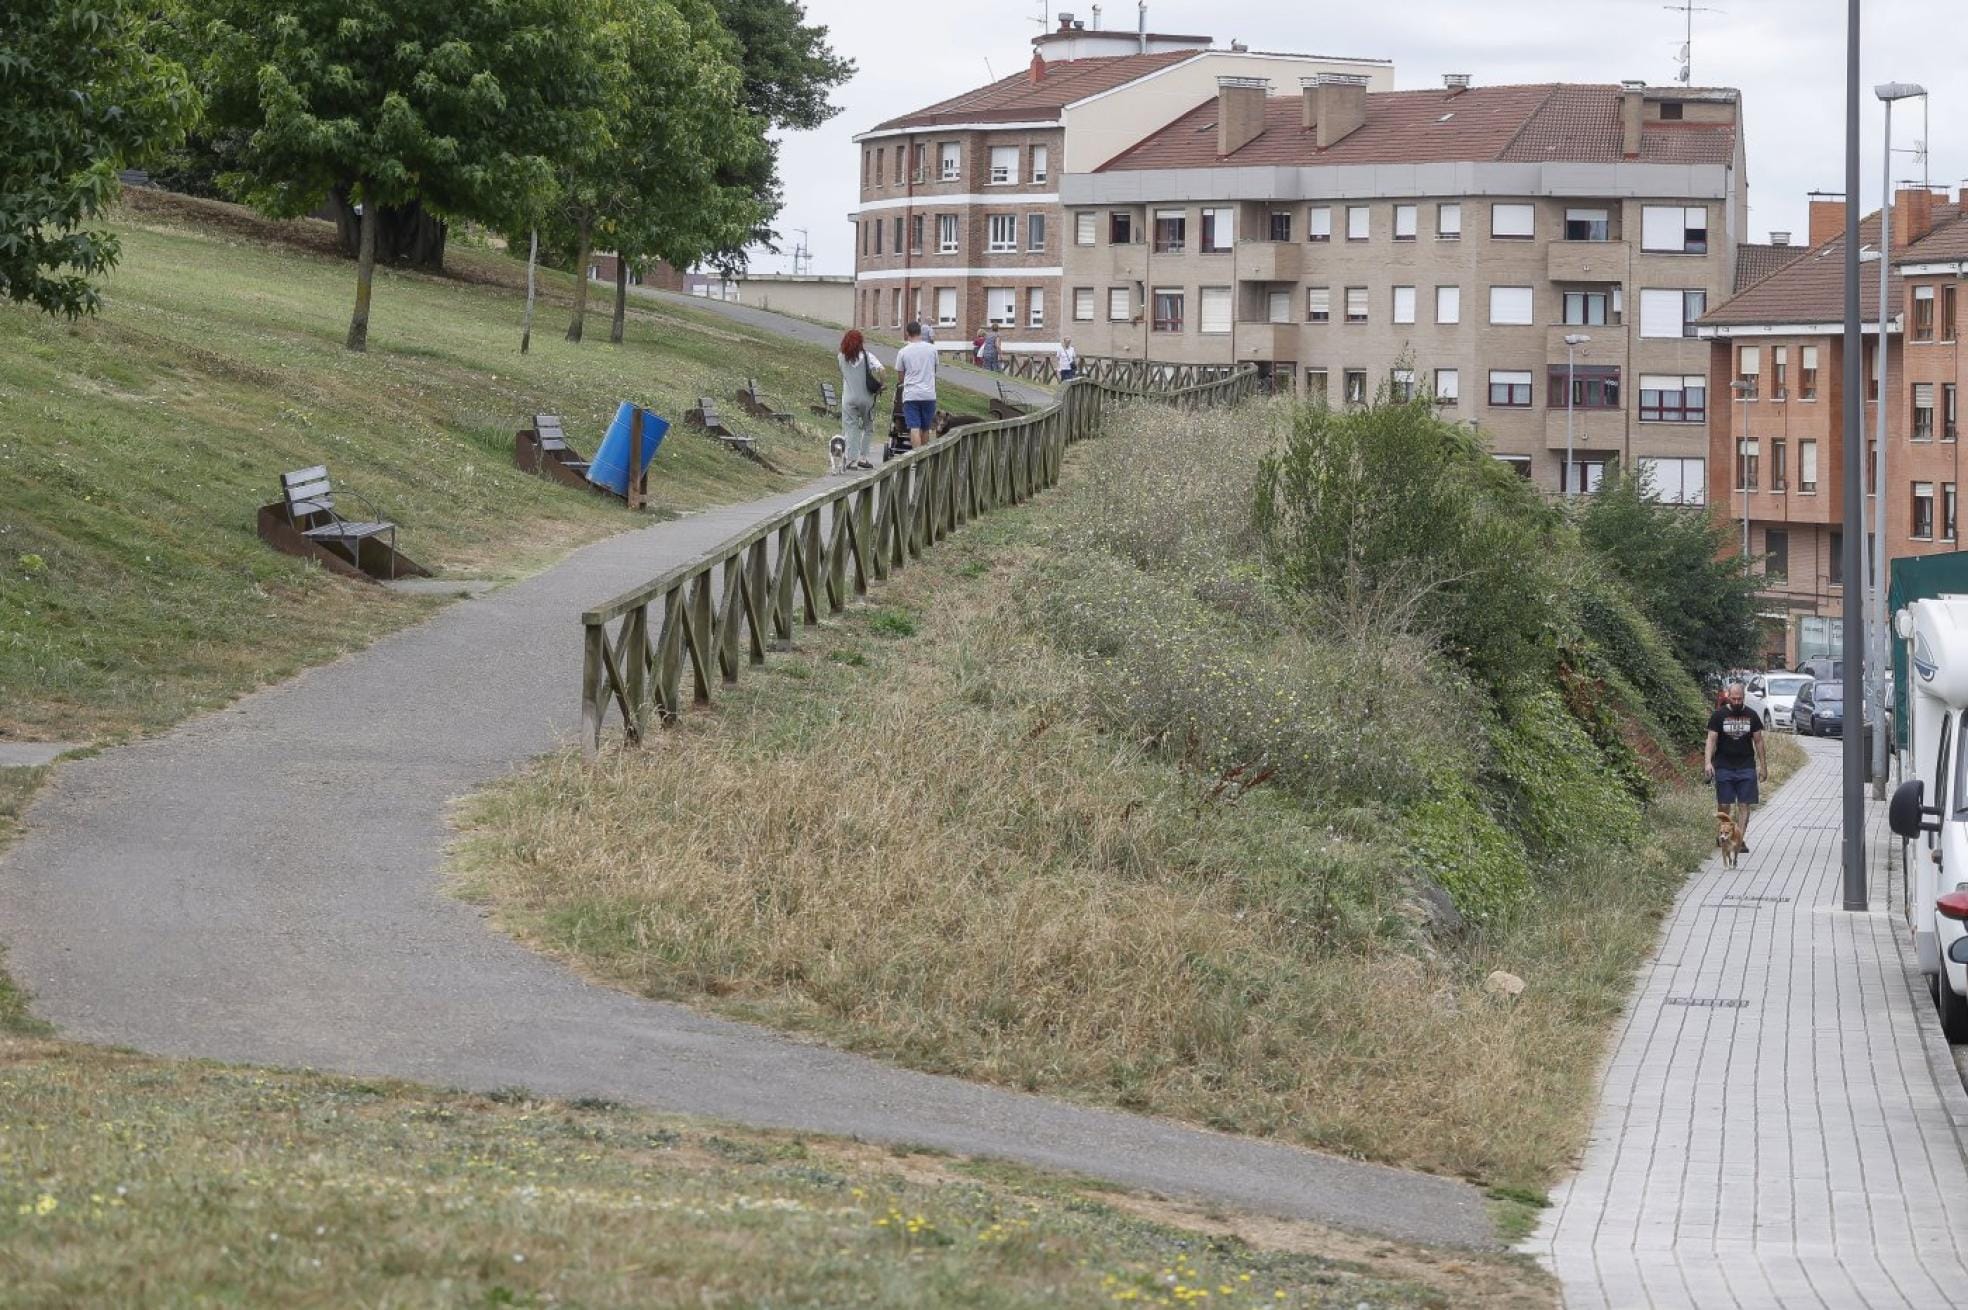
(1436, 286), (1460, 323)
(1641, 206), (1682, 250)
(1076, 212), (1096, 245)
(1307, 287), (1330, 318)
(1268, 290), (1291, 324)
(1308, 207), (1332, 239)
(1802, 345), (1819, 369)
(1638, 288), (1684, 339)
(1346, 206), (1369, 239)
(1438, 203), (1461, 236)
(1740, 346), (1761, 373)
(1199, 287), (1232, 335)
(1801, 442), (1818, 485)
(1394, 205), (1417, 238)
(1489, 286), (1534, 325)
(1436, 368), (1459, 400)
(1492, 203), (1534, 237)
(1916, 383), (1937, 407)
(1392, 286), (1416, 323)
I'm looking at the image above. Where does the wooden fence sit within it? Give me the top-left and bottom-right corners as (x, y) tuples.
(577, 365), (1261, 755)
(998, 353), (1242, 391)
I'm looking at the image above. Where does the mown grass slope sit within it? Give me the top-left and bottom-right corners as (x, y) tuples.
(0, 190), (851, 741)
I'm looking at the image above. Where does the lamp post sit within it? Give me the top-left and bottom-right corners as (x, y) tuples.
(1731, 379), (1755, 560)
(1838, 0), (1866, 910)
(1872, 81), (1927, 796)
(1564, 333), (1591, 498)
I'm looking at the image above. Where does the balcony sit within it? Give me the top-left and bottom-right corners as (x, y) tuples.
(1238, 241), (1303, 283)
(1548, 241), (1629, 285)
(1232, 322), (1297, 361)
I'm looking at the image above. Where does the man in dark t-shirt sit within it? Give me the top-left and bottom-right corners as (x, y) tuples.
(1704, 680), (1768, 851)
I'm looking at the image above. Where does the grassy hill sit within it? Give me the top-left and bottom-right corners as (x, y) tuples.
(0, 190), (863, 742)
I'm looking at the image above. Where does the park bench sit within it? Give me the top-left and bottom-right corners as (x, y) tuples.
(516, 414), (595, 489)
(256, 465), (429, 583)
(988, 379), (1029, 421)
(814, 381), (840, 417)
(735, 377), (794, 425)
(686, 396), (769, 464)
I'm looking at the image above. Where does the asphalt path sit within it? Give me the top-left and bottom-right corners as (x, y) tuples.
(0, 476), (1494, 1250)
(639, 289), (1055, 409)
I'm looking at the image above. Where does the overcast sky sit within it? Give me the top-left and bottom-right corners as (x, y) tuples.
(749, 0), (1960, 276)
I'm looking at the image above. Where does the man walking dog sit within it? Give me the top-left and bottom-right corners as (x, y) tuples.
(1704, 679), (1768, 854)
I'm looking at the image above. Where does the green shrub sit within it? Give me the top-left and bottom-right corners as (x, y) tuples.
(1482, 687), (1643, 858)
(1401, 786), (1531, 923)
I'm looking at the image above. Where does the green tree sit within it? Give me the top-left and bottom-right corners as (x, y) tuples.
(1, 0), (198, 318)
(188, 0), (606, 351)
(1576, 467), (1760, 679)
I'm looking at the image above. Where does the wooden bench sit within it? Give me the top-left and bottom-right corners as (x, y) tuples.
(255, 465), (429, 582)
(516, 413), (594, 489)
(813, 381), (840, 418)
(735, 377), (794, 425)
(686, 396), (771, 465)
(988, 379), (1030, 421)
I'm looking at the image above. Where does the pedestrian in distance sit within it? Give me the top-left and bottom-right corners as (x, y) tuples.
(1055, 335), (1079, 381)
(972, 329), (985, 366)
(981, 327), (1001, 373)
(895, 321), (939, 449)
(836, 328), (883, 470)
(1703, 679), (1768, 854)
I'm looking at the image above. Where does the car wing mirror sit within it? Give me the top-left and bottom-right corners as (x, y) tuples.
(1891, 778), (1942, 839)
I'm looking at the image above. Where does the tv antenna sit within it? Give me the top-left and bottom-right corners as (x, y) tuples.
(1032, 1), (1050, 29)
(791, 228), (810, 276)
(1664, 1), (1724, 84)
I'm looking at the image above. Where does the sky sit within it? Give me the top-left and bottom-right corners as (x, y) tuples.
(747, 0), (1963, 276)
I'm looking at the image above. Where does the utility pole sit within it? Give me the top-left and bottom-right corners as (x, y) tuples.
(1839, 0), (1867, 911)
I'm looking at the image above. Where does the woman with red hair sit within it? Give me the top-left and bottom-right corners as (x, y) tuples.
(837, 329), (884, 470)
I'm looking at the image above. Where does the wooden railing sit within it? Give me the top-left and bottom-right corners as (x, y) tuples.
(577, 365), (1261, 755)
(998, 353), (1244, 391)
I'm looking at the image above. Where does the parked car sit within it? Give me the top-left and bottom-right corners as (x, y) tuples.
(1794, 678), (1876, 738)
(1795, 657), (1844, 683)
(1748, 672), (1810, 731)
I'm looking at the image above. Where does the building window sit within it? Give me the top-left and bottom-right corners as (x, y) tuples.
(1566, 458), (1609, 495)
(1641, 204), (1708, 253)
(1771, 438), (1788, 491)
(1659, 101), (1686, 120)
(1736, 440), (1759, 491)
(1800, 345), (1819, 399)
(989, 146), (1017, 184)
(1153, 209), (1186, 254)
(1307, 206), (1332, 242)
(1915, 285), (1936, 341)
(1343, 369), (1368, 405)
(1491, 203), (1535, 239)
(1437, 202), (1461, 239)
(1151, 288), (1184, 332)
(873, 220), (883, 255)
(1946, 286), (1959, 341)
(1394, 204), (1418, 240)
(1637, 456), (1707, 505)
(1765, 528), (1790, 580)
(1948, 383), (1959, 440)
(934, 287), (957, 329)
(1108, 287), (1131, 321)
(1344, 286), (1368, 324)
(1307, 287), (1331, 323)
(1830, 531), (1844, 585)
(1563, 290), (1609, 325)
(1031, 145), (1049, 184)
(938, 214), (958, 254)
(1638, 287), (1704, 338)
(1391, 367), (1416, 401)
(1771, 345), (1788, 399)
(1075, 212), (1096, 246)
(1109, 211), (1135, 244)
(939, 142), (961, 180)
(987, 214), (1018, 253)
(1436, 285), (1460, 324)
(1200, 208), (1233, 254)
(874, 149), (884, 188)
(1199, 286), (1232, 335)
(1028, 287), (1045, 327)
(1435, 367), (1460, 404)
(1638, 374), (1707, 423)
(891, 216), (903, 253)
(1737, 345), (1761, 399)
(1916, 382), (1937, 441)
(1799, 439), (1819, 492)
(1267, 289), (1291, 324)
(1072, 287), (1095, 321)
(861, 148), (871, 188)
(1269, 211), (1292, 242)
(1914, 481), (1937, 539)
(1392, 285), (1416, 325)
(1868, 440), (1878, 494)
(891, 288), (902, 328)
(912, 142), (928, 181)
(986, 288), (1016, 326)
(912, 287), (923, 326)
(1496, 455), (1533, 479)
(1489, 285), (1534, 325)
(1549, 364), (1620, 409)
(1346, 205), (1370, 241)
(1947, 483), (1959, 540)
(1488, 369), (1533, 407)
(1027, 213), (1046, 251)
(1305, 368), (1328, 403)
(905, 215), (922, 254)
(1564, 207), (1610, 241)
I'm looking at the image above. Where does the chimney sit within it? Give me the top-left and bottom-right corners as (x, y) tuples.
(1897, 186), (1937, 245)
(1619, 80), (1645, 159)
(1443, 73), (1472, 94)
(1091, 5), (1102, 29)
(1029, 49), (1046, 84)
(1306, 73), (1368, 149)
(1216, 76), (1270, 158)
(1057, 11), (1074, 29)
(1137, 1), (1147, 53)
(1807, 197), (1845, 248)
(1770, 231), (1791, 247)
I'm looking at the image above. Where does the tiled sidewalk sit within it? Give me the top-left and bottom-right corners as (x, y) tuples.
(1530, 739), (1968, 1308)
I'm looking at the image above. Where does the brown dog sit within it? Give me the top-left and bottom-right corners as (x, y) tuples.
(1716, 809), (1745, 868)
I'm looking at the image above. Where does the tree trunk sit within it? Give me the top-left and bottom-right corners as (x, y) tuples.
(329, 190), (447, 272)
(346, 190), (377, 353)
(521, 228), (538, 354)
(610, 257), (629, 344)
(566, 220), (593, 343)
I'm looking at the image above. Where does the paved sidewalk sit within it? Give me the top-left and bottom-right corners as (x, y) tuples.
(1531, 738), (1968, 1307)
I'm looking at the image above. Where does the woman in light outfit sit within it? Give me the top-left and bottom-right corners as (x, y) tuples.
(837, 329), (883, 470)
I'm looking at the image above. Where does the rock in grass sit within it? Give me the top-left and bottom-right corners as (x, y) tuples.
(1484, 970), (1526, 1000)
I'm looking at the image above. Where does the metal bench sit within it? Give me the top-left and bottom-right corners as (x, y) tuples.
(256, 465), (429, 582)
(814, 381), (840, 417)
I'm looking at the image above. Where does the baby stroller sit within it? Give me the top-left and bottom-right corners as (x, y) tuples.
(883, 390), (920, 462)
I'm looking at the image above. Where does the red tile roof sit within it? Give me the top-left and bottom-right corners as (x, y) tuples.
(1700, 204), (1963, 327)
(1898, 212), (1968, 265)
(1096, 84), (1739, 171)
(1735, 242), (1809, 293)
(868, 52), (1200, 132)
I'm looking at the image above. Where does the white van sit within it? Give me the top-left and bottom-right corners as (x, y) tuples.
(1889, 595), (1968, 1040)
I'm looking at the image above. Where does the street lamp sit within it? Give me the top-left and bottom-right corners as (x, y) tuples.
(1564, 333), (1591, 498)
(1871, 80), (1927, 795)
(1731, 379), (1755, 561)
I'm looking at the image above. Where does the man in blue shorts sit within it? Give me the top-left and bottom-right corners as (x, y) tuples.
(895, 321), (939, 448)
(1704, 679), (1768, 853)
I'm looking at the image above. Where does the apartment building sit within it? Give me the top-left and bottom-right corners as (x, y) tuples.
(1700, 190), (1968, 667)
(849, 17), (1391, 349)
(1058, 75), (1746, 495)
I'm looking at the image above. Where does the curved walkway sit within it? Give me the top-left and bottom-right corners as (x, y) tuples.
(0, 479), (1492, 1250)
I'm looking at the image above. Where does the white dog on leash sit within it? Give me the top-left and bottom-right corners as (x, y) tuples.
(828, 434), (849, 474)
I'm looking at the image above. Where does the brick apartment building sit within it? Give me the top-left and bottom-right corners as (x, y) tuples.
(849, 16), (1391, 350)
(1700, 189), (1968, 667)
(1058, 75), (1748, 496)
